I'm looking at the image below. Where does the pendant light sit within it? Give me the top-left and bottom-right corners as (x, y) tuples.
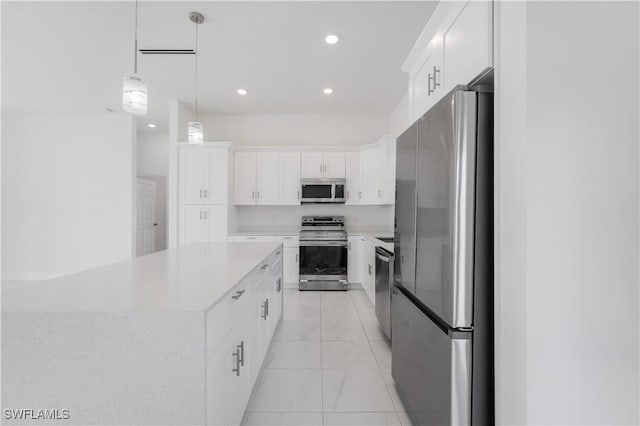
(123, 0), (148, 115)
(188, 12), (204, 145)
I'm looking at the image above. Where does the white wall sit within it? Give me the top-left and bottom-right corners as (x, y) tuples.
(389, 93), (410, 138)
(137, 131), (169, 177)
(496, 2), (639, 424)
(2, 113), (135, 280)
(233, 205), (394, 233)
(199, 114), (390, 146)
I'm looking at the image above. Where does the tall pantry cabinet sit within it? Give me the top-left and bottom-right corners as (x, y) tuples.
(178, 144), (231, 246)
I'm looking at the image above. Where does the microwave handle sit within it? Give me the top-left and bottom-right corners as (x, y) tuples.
(331, 184), (335, 200)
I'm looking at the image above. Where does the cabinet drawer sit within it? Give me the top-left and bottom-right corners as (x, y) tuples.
(206, 279), (251, 357)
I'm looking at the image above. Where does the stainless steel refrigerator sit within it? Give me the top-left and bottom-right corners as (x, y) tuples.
(391, 86), (493, 425)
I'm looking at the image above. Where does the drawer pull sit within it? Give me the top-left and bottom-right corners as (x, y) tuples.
(261, 264), (269, 271)
(276, 251), (281, 256)
(261, 299), (269, 320)
(231, 290), (245, 300)
(276, 278), (282, 292)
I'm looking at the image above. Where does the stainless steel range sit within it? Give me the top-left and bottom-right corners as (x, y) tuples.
(299, 216), (348, 291)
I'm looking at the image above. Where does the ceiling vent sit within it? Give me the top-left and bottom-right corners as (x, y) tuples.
(139, 49), (195, 55)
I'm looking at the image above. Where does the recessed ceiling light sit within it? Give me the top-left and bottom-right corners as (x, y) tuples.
(237, 89), (248, 95)
(325, 34), (339, 45)
(147, 123), (157, 128)
(323, 88), (334, 95)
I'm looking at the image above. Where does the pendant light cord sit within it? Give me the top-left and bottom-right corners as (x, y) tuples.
(134, 0), (139, 75)
(195, 19), (199, 121)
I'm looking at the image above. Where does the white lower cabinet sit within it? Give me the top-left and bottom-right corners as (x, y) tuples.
(362, 238), (376, 305)
(347, 236), (362, 284)
(283, 247), (299, 284)
(206, 336), (230, 426)
(179, 205), (228, 246)
(205, 249), (283, 426)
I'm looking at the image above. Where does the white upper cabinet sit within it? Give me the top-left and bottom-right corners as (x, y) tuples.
(301, 152), (325, 179)
(405, 0), (493, 122)
(180, 147), (228, 205)
(234, 152), (257, 205)
(301, 152), (346, 179)
(345, 152), (360, 205)
(323, 152), (346, 178)
(256, 152), (279, 205)
(180, 148), (207, 205)
(278, 152), (301, 205)
(205, 148), (229, 204)
(441, 0), (493, 95)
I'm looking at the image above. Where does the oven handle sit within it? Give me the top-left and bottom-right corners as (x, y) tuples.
(300, 241), (348, 247)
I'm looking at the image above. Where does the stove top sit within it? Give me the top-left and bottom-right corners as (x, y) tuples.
(300, 215), (347, 241)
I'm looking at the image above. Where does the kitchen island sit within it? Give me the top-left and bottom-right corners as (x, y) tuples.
(2, 242), (284, 425)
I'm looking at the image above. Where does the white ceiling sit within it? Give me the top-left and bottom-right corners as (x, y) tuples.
(2, 1), (436, 128)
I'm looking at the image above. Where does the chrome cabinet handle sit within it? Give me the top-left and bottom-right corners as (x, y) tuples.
(200, 189), (203, 198)
(261, 264), (269, 270)
(295, 253), (298, 262)
(204, 211), (208, 219)
(276, 278), (282, 292)
(359, 191), (362, 199)
(427, 71), (433, 96)
(432, 65), (440, 90)
(320, 164), (323, 173)
(261, 299), (269, 320)
(348, 242), (351, 250)
(252, 190), (255, 199)
(378, 190), (381, 198)
(368, 264), (373, 275)
(203, 189), (208, 198)
(297, 191), (300, 199)
(232, 347), (241, 376)
(276, 251), (281, 255)
(199, 211), (203, 219)
(238, 341), (245, 366)
(346, 190), (350, 200)
(257, 191), (260, 199)
(231, 289), (245, 300)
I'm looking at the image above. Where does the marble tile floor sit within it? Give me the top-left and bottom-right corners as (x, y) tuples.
(245, 289), (411, 426)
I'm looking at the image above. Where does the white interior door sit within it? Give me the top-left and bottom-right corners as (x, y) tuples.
(256, 152), (279, 205)
(278, 152), (301, 205)
(136, 178), (157, 256)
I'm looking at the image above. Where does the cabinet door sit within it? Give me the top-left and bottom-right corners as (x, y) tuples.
(179, 148), (206, 205)
(228, 316), (250, 426)
(179, 205), (208, 246)
(206, 336), (230, 426)
(278, 152), (301, 205)
(204, 148), (228, 205)
(358, 149), (375, 204)
(301, 152), (324, 179)
(256, 152), (279, 205)
(283, 247), (299, 284)
(323, 152), (346, 178)
(345, 152), (360, 205)
(372, 144), (387, 203)
(411, 39), (444, 121)
(205, 205), (228, 242)
(442, 0), (492, 94)
(234, 152), (257, 205)
(347, 236), (361, 284)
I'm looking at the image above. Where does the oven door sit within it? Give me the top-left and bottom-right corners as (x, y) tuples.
(301, 183), (334, 203)
(299, 240), (348, 280)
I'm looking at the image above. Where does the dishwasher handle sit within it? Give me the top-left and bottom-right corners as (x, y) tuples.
(375, 247), (394, 262)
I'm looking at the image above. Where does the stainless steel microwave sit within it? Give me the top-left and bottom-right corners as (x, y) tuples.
(300, 178), (346, 204)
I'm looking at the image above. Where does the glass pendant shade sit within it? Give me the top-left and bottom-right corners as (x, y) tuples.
(122, 75), (148, 115)
(188, 121), (204, 145)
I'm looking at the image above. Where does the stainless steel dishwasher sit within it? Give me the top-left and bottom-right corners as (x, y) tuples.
(375, 246), (394, 340)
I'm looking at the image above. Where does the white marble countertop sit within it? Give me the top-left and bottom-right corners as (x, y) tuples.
(2, 242), (281, 313)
